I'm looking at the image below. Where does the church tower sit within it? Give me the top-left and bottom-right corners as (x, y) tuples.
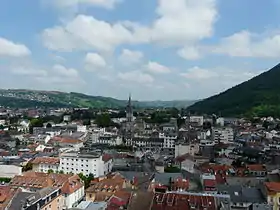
(126, 94), (133, 122)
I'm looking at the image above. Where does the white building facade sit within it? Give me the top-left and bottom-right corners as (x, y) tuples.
(59, 151), (112, 177)
(213, 127), (234, 144)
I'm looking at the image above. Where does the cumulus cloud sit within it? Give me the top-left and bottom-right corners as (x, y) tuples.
(177, 46), (201, 60)
(180, 66), (263, 98)
(118, 71), (154, 84)
(11, 64), (85, 86)
(42, 15), (134, 52)
(181, 66), (218, 80)
(85, 52), (107, 70)
(0, 37), (31, 57)
(146, 61), (171, 74)
(42, 0), (218, 52)
(178, 30), (280, 60)
(211, 30), (280, 58)
(45, 0), (122, 10)
(119, 49), (143, 65)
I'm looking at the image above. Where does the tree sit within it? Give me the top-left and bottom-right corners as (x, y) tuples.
(15, 138), (20, 147)
(203, 121), (212, 130)
(22, 162), (33, 172)
(164, 166), (180, 173)
(30, 118), (44, 127)
(177, 118), (185, 128)
(47, 169), (54, 174)
(262, 121), (270, 129)
(46, 123), (52, 128)
(78, 173), (94, 189)
(95, 114), (113, 127)
(59, 170), (64, 174)
(0, 125), (4, 130)
(83, 119), (91, 126)
(29, 118), (44, 134)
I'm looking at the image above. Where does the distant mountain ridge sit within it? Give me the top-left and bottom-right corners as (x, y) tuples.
(187, 63), (280, 117)
(0, 89), (196, 109)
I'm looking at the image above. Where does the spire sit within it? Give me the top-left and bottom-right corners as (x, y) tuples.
(128, 93), (131, 106)
(126, 93), (133, 123)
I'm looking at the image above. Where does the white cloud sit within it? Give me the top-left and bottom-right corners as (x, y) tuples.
(146, 61), (171, 74)
(51, 64), (80, 78)
(42, 0), (217, 52)
(42, 15), (134, 52)
(11, 67), (47, 77)
(85, 52), (107, 70)
(178, 46), (201, 60)
(181, 66), (218, 80)
(148, 0), (217, 45)
(118, 71), (154, 84)
(46, 0), (122, 10)
(11, 64), (85, 86)
(0, 37), (31, 57)
(119, 49), (143, 65)
(180, 66), (263, 98)
(209, 30), (280, 58)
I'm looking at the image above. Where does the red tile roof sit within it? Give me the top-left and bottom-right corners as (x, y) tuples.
(265, 182), (280, 195)
(203, 179), (216, 189)
(10, 172), (84, 195)
(107, 190), (131, 210)
(102, 154), (113, 162)
(151, 192), (216, 210)
(247, 164), (266, 172)
(0, 186), (18, 209)
(31, 157), (60, 165)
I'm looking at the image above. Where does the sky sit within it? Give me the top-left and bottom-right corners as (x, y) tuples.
(0, 0), (280, 101)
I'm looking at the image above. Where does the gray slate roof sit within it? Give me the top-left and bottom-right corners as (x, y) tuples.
(217, 185), (265, 204)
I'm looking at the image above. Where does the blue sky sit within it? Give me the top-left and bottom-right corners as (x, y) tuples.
(0, 0), (279, 100)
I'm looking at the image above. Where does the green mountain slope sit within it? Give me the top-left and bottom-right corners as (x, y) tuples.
(187, 63), (280, 117)
(0, 89), (196, 109)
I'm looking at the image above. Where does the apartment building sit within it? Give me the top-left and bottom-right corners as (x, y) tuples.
(213, 127), (234, 144)
(59, 151), (113, 177)
(32, 157), (60, 173)
(8, 187), (64, 210)
(9, 171), (84, 209)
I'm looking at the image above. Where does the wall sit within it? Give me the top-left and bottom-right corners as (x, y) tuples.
(65, 186), (85, 209)
(0, 165), (22, 178)
(41, 194), (64, 210)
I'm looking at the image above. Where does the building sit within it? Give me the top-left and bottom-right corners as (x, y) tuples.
(151, 191), (231, 210)
(32, 157), (60, 173)
(0, 186), (18, 209)
(10, 171), (84, 209)
(0, 164), (22, 178)
(160, 131), (177, 154)
(201, 173), (217, 192)
(213, 127), (234, 144)
(126, 94), (133, 124)
(175, 143), (199, 157)
(217, 185), (268, 210)
(263, 182), (280, 210)
(125, 94), (134, 142)
(131, 137), (164, 150)
(59, 151), (113, 177)
(189, 116), (204, 126)
(86, 173), (128, 202)
(8, 187), (64, 210)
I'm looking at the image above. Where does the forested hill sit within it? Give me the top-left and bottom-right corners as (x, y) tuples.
(0, 89), (196, 109)
(187, 63), (280, 117)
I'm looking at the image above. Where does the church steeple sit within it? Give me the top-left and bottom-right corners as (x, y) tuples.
(126, 93), (133, 122)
